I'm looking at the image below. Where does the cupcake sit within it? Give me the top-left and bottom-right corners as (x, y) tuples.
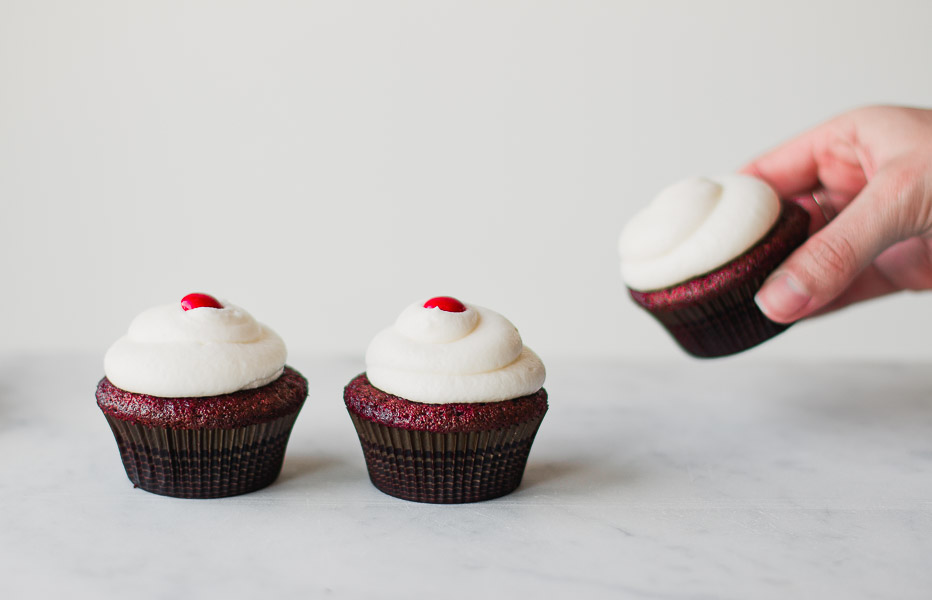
(344, 296), (548, 504)
(618, 175), (809, 358)
(96, 293), (308, 498)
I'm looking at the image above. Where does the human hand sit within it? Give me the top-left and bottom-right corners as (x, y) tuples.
(742, 105), (932, 323)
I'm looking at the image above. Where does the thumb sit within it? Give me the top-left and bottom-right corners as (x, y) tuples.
(754, 172), (911, 323)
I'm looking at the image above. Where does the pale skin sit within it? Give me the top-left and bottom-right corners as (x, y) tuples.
(742, 105), (932, 323)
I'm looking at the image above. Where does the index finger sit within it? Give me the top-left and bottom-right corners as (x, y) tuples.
(740, 128), (821, 198)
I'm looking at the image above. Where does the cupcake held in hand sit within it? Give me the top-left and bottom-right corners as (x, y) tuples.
(96, 293), (308, 498)
(344, 296), (548, 504)
(619, 175), (809, 358)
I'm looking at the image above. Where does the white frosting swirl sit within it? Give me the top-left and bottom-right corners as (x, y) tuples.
(365, 301), (546, 404)
(618, 174), (781, 291)
(104, 301), (287, 397)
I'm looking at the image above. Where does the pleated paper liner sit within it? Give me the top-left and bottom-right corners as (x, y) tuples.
(348, 410), (547, 504)
(642, 273), (791, 358)
(103, 412), (300, 498)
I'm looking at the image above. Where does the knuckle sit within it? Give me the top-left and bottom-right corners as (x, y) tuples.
(850, 104), (904, 121)
(806, 235), (860, 278)
(887, 162), (922, 190)
(850, 104), (882, 118)
(877, 163), (932, 237)
(847, 104), (893, 125)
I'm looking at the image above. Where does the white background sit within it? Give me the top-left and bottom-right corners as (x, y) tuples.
(2, 0), (930, 363)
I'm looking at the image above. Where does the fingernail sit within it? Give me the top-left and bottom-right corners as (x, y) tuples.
(755, 272), (810, 322)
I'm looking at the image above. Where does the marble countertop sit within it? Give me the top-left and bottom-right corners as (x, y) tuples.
(2, 354), (930, 599)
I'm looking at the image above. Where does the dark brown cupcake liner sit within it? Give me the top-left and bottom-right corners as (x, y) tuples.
(644, 273), (791, 358)
(103, 412), (300, 499)
(347, 410), (547, 504)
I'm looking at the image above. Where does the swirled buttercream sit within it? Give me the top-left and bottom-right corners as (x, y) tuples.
(619, 174), (781, 291)
(104, 300), (287, 397)
(365, 300), (546, 404)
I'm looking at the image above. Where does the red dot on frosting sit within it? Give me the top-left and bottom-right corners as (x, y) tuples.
(423, 296), (467, 313)
(181, 293), (224, 311)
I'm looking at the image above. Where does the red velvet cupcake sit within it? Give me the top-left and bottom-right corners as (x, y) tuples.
(344, 296), (548, 504)
(96, 293), (308, 498)
(619, 175), (809, 358)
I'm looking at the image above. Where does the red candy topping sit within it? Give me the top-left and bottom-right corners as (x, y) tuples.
(181, 293), (224, 311)
(423, 296), (467, 313)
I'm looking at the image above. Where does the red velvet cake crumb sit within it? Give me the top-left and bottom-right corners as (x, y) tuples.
(96, 366), (307, 430)
(344, 373), (547, 434)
